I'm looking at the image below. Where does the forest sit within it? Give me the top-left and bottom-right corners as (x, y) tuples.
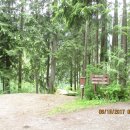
(0, 0), (130, 100)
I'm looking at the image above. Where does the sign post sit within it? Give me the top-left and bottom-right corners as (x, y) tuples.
(80, 77), (86, 99)
(91, 74), (109, 94)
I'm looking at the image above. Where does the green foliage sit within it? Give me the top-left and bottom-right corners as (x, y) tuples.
(84, 81), (129, 101)
(102, 82), (129, 101)
(10, 81), (35, 93)
(61, 0), (109, 27)
(84, 84), (96, 100)
(87, 64), (104, 75)
(107, 48), (129, 86)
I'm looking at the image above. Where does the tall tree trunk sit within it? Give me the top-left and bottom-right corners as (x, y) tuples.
(48, 36), (57, 93)
(82, 21), (88, 77)
(100, 0), (107, 63)
(5, 55), (10, 93)
(112, 0), (118, 82)
(76, 54), (79, 88)
(46, 42), (50, 92)
(70, 59), (73, 90)
(74, 58), (77, 91)
(35, 61), (39, 93)
(18, 52), (22, 91)
(96, 5), (99, 64)
(2, 77), (5, 92)
(100, 26), (107, 62)
(18, 1), (24, 91)
(119, 0), (127, 86)
(81, 21), (89, 98)
(121, 0), (127, 63)
(112, 0), (118, 52)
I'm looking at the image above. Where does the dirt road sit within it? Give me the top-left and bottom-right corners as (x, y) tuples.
(0, 94), (129, 130)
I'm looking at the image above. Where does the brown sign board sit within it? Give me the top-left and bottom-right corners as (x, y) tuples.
(80, 77), (86, 86)
(91, 74), (109, 85)
(80, 77), (86, 99)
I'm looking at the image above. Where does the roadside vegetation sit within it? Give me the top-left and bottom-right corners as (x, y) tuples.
(49, 98), (120, 115)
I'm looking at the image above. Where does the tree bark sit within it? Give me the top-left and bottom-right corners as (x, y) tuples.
(35, 62), (39, 93)
(70, 60), (73, 90)
(18, 52), (22, 91)
(46, 42), (50, 91)
(5, 55), (10, 93)
(74, 59), (77, 91)
(111, 0), (118, 83)
(121, 0), (127, 58)
(2, 77), (5, 92)
(112, 0), (118, 52)
(119, 0), (127, 86)
(18, 1), (24, 91)
(100, 1), (107, 63)
(96, 7), (99, 64)
(76, 54), (79, 88)
(82, 21), (88, 77)
(48, 36), (57, 93)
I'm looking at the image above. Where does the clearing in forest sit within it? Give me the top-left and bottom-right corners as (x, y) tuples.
(0, 94), (130, 130)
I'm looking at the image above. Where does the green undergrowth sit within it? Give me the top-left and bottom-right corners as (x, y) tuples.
(48, 98), (116, 115)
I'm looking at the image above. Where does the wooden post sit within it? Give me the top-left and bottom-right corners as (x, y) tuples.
(94, 84), (96, 94)
(81, 87), (84, 99)
(80, 77), (86, 99)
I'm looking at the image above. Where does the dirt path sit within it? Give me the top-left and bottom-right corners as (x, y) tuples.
(0, 94), (129, 130)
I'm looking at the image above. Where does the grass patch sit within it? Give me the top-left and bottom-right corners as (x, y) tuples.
(49, 98), (116, 115)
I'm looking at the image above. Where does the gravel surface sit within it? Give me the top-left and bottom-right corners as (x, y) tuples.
(0, 94), (129, 130)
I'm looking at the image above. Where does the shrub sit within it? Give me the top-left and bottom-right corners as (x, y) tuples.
(99, 82), (129, 101)
(84, 84), (96, 100)
(10, 81), (35, 93)
(84, 82), (129, 101)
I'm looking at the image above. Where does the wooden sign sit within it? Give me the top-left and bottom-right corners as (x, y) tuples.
(79, 77), (86, 99)
(80, 77), (86, 86)
(91, 74), (109, 85)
